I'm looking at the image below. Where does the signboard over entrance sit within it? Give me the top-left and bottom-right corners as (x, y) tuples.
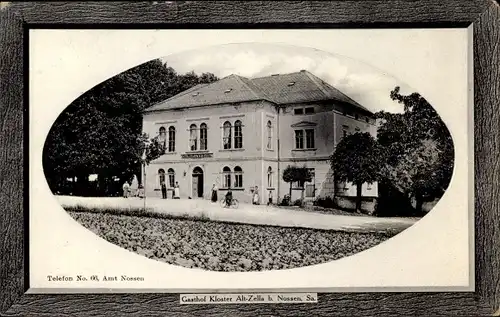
(181, 152), (213, 159)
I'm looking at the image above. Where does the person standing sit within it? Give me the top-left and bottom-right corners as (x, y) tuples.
(225, 188), (233, 208)
(211, 183), (218, 203)
(160, 179), (167, 199)
(174, 181), (180, 199)
(253, 186), (260, 205)
(122, 181), (130, 198)
(138, 184), (145, 199)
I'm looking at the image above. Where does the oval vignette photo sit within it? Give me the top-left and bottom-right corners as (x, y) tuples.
(42, 43), (455, 273)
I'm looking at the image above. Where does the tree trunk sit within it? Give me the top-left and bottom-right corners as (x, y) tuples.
(289, 182), (292, 201)
(356, 182), (362, 213)
(415, 193), (424, 215)
(76, 172), (89, 196)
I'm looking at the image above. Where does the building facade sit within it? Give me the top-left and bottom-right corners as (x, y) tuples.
(142, 70), (378, 204)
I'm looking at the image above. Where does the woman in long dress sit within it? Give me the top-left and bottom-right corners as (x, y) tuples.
(130, 175), (139, 197)
(174, 181), (180, 199)
(211, 183), (218, 202)
(253, 186), (260, 205)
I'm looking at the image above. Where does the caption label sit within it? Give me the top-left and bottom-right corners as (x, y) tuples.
(180, 293), (318, 304)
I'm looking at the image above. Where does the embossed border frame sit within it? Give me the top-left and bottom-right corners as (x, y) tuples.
(1, 1), (499, 316)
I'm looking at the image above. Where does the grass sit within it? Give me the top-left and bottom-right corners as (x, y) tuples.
(64, 205), (211, 222)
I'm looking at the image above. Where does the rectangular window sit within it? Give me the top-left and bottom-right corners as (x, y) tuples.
(305, 107), (315, 114)
(293, 181), (304, 189)
(294, 108), (304, 115)
(190, 127), (197, 151)
(224, 174), (231, 188)
(190, 138), (197, 151)
(168, 174), (175, 188)
(223, 136), (231, 149)
(168, 129), (175, 152)
(223, 125), (232, 149)
(200, 129), (207, 150)
(305, 129), (315, 148)
(234, 127), (243, 149)
(266, 124), (272, 150)
(234, 174), (243, 188)
(295, 130), (304, 149)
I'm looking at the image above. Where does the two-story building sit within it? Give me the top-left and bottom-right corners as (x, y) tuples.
(142, 70), (378, 205)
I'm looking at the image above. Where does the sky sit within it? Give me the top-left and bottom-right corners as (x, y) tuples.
(162, 43), (415, 113)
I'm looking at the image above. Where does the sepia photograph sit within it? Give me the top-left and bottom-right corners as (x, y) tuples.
(3, 0), (498, 315)
(41, 41), (454, 272)
(28, 28), (471, 292)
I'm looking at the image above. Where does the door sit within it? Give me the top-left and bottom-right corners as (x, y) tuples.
(305, 168), (316, 198)
(192, 176), (198, 198)
(197, 174), (204, 198)
(192, 167), (204, 198)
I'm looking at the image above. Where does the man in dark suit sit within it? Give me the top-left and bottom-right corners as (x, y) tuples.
(160, 180), (167, 199)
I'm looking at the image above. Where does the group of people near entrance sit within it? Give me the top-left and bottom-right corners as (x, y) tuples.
(210, 183), (260, 207)
(160, 180), (180, 199)
(124, 179), (262, 206)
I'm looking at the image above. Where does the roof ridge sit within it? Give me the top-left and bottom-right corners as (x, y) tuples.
(148, 83), (208, 109)
(231, 74), (262, 99)
(148, 74), (240, 109)
(251, 70), (303, 80)
(301, 70), (332, 99)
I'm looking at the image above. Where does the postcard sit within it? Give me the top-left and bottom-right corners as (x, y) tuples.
(28, 28), (472, 293)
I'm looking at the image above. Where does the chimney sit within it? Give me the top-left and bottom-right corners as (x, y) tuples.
(300, 69), (306, 72)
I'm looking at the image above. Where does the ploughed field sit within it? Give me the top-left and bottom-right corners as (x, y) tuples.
(69, 211), (396, 272)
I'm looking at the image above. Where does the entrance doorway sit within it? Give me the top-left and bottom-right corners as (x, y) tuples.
(192, 167), (204, 198)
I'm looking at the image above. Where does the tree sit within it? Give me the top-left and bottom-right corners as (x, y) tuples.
(331, 132), (383, 212)
(43, 59), (219, 196)
(375, 87), (454, 214)
(282, 165), (313, 203)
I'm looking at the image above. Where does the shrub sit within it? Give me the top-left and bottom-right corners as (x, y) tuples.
(293, 199), (304, 207)
(279, 195), (291, 206)
(313, 197), (335, 209)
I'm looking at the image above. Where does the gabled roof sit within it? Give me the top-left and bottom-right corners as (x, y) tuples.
(145, 70), (371, 114)
(146, 74), (268, 112)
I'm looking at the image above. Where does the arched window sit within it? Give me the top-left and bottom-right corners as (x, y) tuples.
(222, 166), (231, 188)
(234, 166), (243, 188)
(266, 121), (272, 150)
(200, 123), (207, 150)
(168, 126), (176, 152)
(158, 169), (166, 187)
(267, 166), (273, 188)
(159, 127), (167, 149)
(234, 120), (243, 149)
(189, 124), (198, 151)
(167, 168), (175, 188)
(223, 121), (232, 149)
